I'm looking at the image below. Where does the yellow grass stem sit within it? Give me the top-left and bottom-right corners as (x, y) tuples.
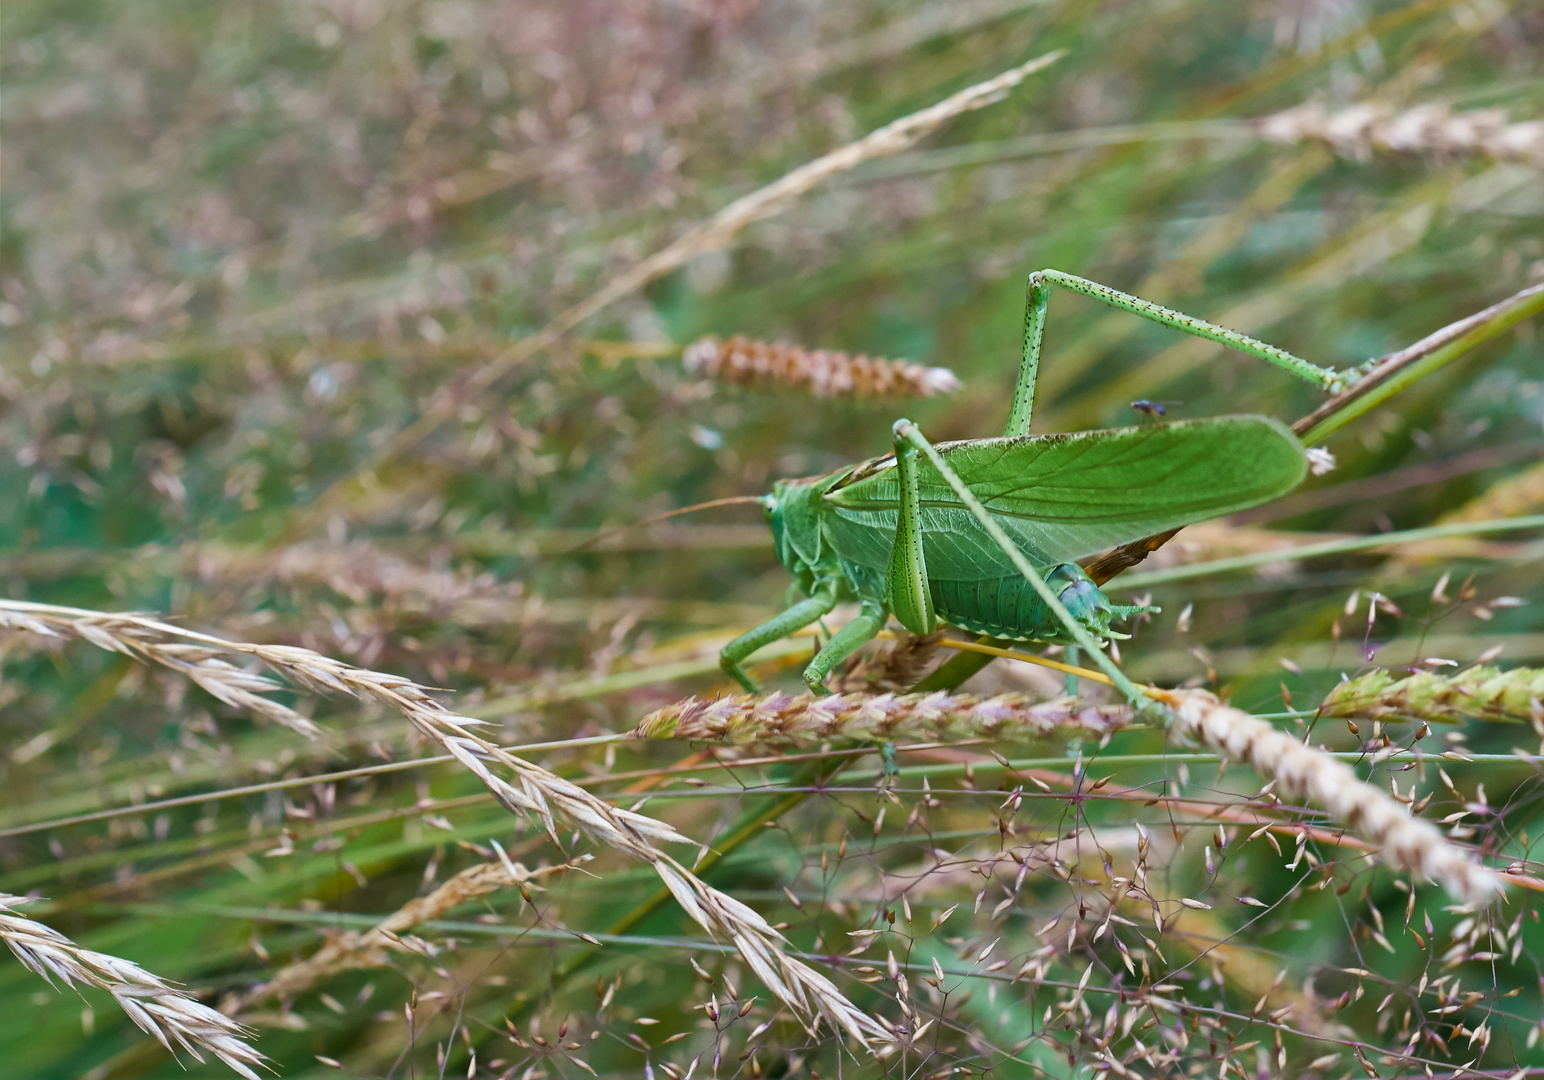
(873, 629), (1115, 686)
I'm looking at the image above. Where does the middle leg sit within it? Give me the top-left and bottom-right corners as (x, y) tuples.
(802, 600), (888, 695)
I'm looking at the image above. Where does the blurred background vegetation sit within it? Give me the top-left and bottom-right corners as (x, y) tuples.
(1, 0), (1542, 1077)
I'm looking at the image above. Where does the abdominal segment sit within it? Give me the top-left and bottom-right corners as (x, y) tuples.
(926, 565), (1114, 644)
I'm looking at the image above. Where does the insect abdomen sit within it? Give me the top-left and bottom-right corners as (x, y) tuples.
(928, 565), (1136, 644)
(929, 577), (1065, 642)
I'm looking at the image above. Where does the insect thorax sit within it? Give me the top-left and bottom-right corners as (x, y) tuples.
(766, 475), (859, 598)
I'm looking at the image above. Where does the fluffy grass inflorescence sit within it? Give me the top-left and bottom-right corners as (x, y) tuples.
(0, 896), (265, 1079)
(0, 600), (890, 1046)
(225, 855), (594, 1015)
(636, 689), (1130, 745)
(5, 3), (1544, 1077)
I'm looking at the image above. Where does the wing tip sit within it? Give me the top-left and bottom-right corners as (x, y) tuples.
(1226, 414), (1309, 493)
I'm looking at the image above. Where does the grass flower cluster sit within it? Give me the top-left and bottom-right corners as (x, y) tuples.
(683, 335), (963, 398)
(3, 3), (1543, 1078)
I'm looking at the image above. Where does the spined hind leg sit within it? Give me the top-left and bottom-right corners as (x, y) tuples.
(1003, 269), (1349, 438)
(892, 418), (1147, 704)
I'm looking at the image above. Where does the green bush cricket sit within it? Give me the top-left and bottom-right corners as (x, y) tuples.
(721, 270), (1350, 701)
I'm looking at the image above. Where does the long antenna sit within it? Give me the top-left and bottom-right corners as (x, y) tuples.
(567, 495), (767, 554)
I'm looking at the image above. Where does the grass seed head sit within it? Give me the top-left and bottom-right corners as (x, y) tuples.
(684, 335), (962, 399)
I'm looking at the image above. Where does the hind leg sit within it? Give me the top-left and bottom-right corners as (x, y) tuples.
(892, 419), (1146, 704)
(1003, 269), (1348, 438)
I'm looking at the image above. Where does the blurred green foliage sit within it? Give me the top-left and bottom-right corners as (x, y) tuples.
(2, 1), (1543, 1077)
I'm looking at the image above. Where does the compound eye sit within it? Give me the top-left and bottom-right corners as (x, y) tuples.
(762, 495), (777, 517)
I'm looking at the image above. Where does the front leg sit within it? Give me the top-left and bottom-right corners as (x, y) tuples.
(720, 584), (839, 693)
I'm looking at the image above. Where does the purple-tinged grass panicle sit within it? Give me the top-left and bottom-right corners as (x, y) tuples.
(635, 690), (1131, 746)
(226, 856), (591, 1016)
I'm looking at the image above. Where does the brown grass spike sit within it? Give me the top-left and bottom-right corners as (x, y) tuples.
(684, 335), (963, 398)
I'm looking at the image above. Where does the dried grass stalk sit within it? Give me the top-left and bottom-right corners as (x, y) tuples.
(0, 600), (889, 1046)
(683, 335), (962, 398)
(635, 690), (1131, 747)
(834, 631), (948, 693)
(1320, 665), (1544, 727)
(1255, 102), (1544, 166)
(549, 50), (1065, 347)
(228, 856), (589, 1015)
(1155, 688), (1501, 904)
(0, 894), (265, 1079)
(0, 605), (323, 740)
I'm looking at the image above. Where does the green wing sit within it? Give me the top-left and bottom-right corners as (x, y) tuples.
(821, 416), (1306, 579)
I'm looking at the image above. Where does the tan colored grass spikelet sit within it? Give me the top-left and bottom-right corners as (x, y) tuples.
(1436, 458), (1544, 524)
(683, 335), (963, 398)
(1154, 688), (1501, 904)
(1320, 665), (1544, 727)
(1255, 102), (1544, 166)
(0, 895), (265, 1079)
(0, 599), (890, 1047)
(228, 856), (590, 1016)
(0, 606), (322, 739)
(635, 690), (1131, 747)
(834, 631), (948, 693)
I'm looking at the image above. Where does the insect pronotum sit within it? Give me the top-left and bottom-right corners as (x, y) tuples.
(722, 270), (1344, 700)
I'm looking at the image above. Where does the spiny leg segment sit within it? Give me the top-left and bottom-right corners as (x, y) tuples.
(1004, 269), (1348, 438)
